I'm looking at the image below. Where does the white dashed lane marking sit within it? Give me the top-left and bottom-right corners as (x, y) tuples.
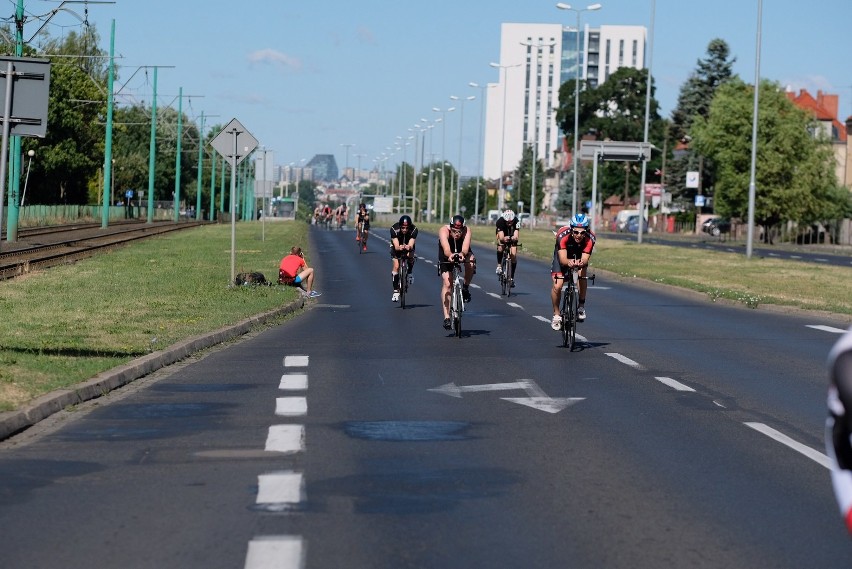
(654, 376), (695, 392)
(279, 374), (308, 390)
(275, 397), (307, 417)
(265, 425), (305, 454)
(257, 472), (304, 506)
(807, 325), (848, 334)
(244, 536), (304, 569)
(283, 355), (309, 367)
(744, 422), (830, 469)
(605, 353), (646, 370)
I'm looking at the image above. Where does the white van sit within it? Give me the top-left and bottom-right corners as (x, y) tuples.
(487, 209), (501, 223)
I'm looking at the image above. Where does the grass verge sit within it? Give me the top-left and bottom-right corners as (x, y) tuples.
(0, 221), (310, 411)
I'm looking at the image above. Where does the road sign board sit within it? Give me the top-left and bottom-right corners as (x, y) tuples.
(210, 118), (258, 165)
(0, 56), (51, 137)
(579, 140), (653, 161)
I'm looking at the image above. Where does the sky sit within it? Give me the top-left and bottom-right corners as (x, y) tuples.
(23, 0), (852, 179)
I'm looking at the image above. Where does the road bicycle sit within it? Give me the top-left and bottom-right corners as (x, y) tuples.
(558, 266), (594, 350)
(356, 221), (365, 254)
(449, 256), (465, 338)
(398, 251), (414, 309)
(498, 239), (519, 297)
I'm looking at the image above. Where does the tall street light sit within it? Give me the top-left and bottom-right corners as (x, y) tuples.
(746, 0), (763, 259)
(520, 40), (556, 228)
(489, 61), (522, 211)
(636, 0), (654, 243)
(341, 143), (354, 187)
(469, 82), (492, 222)
(556, 2), (602, 217)
(450, 95), (475, 214)
(432, 106), (455, 222)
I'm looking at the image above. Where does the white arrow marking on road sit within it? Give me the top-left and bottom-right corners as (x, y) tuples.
(429, 381), (531, 398)
(807, 325), (847, 334)
(430, 379), (584, 413)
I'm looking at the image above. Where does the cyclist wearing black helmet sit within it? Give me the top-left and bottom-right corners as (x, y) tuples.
(438, 215), (476, 329)
(550, 213), (595, 330)
(389, 215), (418, 302)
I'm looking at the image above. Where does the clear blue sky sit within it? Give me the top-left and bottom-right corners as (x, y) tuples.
(30, 0), (852, 178)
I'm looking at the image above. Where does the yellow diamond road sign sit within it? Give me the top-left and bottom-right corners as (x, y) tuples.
(210, 118), (258, 165)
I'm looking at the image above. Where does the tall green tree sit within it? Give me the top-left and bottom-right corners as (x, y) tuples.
(668, 39), (736, 206)
(691, 77), (846, 236)
(25, 29), (108, 204)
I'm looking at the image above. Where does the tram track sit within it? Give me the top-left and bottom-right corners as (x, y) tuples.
(0, 220), (211, 281)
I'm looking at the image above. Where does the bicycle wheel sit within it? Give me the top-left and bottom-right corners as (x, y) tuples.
(454, 283), (463, 338)
(399, 261), (407, 309)
(564, 286), (577, 350)
(505, 254), (513, 298)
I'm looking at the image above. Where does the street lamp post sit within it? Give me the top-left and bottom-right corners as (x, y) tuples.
(489, 62), (522, 211)
(469, 82), (490, 222)
(450, 95), (475, 214)
(636, 0), (655, 243)
(432, 106), (455, 222)
(556, 3), (602, 217)
(746, 0), (762, 259)
(341, 143), (354, 187)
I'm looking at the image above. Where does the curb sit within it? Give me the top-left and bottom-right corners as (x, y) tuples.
(0, 297), (308, 441)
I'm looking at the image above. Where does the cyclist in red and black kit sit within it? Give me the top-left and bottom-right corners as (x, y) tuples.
(495, 209), (520, 287)
(550, 213), (595, 330)
(389, 215), (418, 302)
(438, 215), (476, 330)
(826, 327), (852, 534)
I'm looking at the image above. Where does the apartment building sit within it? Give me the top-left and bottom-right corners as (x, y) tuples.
(483, 22), (647, 200)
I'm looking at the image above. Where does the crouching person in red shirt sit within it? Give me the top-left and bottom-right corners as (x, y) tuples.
(278, 246), (321, 298)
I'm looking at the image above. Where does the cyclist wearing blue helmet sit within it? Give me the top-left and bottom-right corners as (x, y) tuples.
(550, 213), (596, 330)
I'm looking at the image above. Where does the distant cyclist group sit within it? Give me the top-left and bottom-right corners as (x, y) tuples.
(319, 203), (596, 334)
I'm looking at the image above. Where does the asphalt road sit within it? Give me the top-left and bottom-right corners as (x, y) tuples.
(0, 224), (850, 568)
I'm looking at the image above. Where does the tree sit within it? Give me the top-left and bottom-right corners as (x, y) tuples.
(668, 39), (736, 207)
(25, 29), (108, 204)
(555, 67), (665, 205)
(691, 77), (845, 237)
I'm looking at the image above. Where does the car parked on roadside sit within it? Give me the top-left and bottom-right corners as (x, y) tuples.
(518, 213), (531, 227)
(702, 217), (731, 237)
(625, 214), (648, 233)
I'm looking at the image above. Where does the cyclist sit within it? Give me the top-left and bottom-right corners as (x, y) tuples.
(322, 204), (332, 227)
(550, 213), (596, 330)
(355, 203), (370, 251)
(495, 209), (520, 287)
(335, 203), (348, 229)
(438, 214), (476, 330)
(389, 214), (418, 302)
(827, 327), (852, 534)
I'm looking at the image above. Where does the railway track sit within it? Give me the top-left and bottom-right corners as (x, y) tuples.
(0, 220), (211, 281)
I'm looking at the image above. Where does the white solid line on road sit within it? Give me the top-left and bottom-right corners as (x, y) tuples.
(807, 325), (848, 334)
(744, 422), (830, 469)
(265, 425), (305, 454)
(283, 355), (309, 367)
(244, 536), (304, 569)
(654, 376), (695, 392)
(257, 472), (304, 505)
(279, 374), (308, 390)
(605, 353), (646, 370)
(507, 302), (523, 309)
(276, 397), (307, 417)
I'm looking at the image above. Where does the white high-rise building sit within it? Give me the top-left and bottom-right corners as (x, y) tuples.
(484, 22), (647, 203)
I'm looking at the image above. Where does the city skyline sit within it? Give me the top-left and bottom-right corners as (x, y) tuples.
(62, 1), (852, 179)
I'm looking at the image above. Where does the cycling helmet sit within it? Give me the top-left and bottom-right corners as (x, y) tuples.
(450, 215), (465, 229)
(399, 215), (412, 227)
(570, 213), (590, 229)
(502, 210), (516, 222)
